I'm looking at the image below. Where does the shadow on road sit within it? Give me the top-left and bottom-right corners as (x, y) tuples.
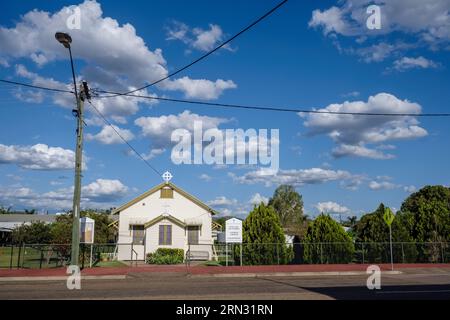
(258, 278), (450, 300)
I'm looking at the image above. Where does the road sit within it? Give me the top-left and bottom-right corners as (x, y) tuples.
(1, 268), (449, 300)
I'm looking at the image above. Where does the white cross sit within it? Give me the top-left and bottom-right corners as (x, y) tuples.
(162, 171), (173, 183)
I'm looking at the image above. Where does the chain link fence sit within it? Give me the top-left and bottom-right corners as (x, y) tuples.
(0, 243), (140, 269)
(186, 242), (450, 267)
(1, 242), (448, 269)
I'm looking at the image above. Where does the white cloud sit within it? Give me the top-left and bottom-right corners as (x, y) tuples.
(163, 76), (237, 100)
(135, 110), (228, 152)
(230, 167), (355, 187)
(249, 193), (269, 205)
(403, 185), (417, 193)
(0, 1), (167, 85)
(332, 144), (395, 159)
(141, 148), (165, 160)
(368, 180), (399, 190)
(309, 6), (352, 36)
(0, 179), (128, 210)
(86, 125), (134, 145)
(309, 0), (450, 43)
(315, 201), (350, 214)
(392, 56), (439, 71)
(199, 174), (212, 182)
(0, 143), (85, 170)
(207, 196), (238, 207)
(309, 1), (450, 63)
(2, 1), (236, 122)
(342, 91), (360, 98)
(166, 21), (233, 52)
(300, 93), (427, 159)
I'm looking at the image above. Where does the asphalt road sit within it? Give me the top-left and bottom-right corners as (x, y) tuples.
(1, 268), (449, 300)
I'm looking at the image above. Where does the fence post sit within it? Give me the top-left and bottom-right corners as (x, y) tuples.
(9, 245), (14, 269)
(226, 243), (228, 267)
(401, 243), (405, 263)
(276, 243), (280, 265)
(320, 243), (323, 264)
(17, 243), (21, 269)
(39, 249), (43, 269)
(240, 243), (243, 266)
(361, 243), (365, 264)
(21, 243), (25, 268)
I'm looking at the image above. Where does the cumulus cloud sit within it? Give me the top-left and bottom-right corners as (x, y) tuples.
(309, 6), (352, 36)
(162, 77), (237, 100)
(207, 193), (270, 218)
(135, 110), (228, 154)
(332, 144), (395, 159)
(368, 180), (399, 190)
(199, 174), (212, 182)
(392, 56), (439, 71)
(403, 185), (417, 193)
(1, 1), (236, 122)
(230, 167), (355, 187)
(309, 0), (450, 64)
(0, 179), (128, 210)
(315, 201), (350, 214)
(166, 21), (233, 52)
(207, 196), (238, 208)
(300, 93), (427, 159)
(0, 143), (86, 170)
(86, 125), (134, 145)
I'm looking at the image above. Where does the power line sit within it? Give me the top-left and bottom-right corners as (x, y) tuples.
(86, 99), (162, 177)
(0, 79), (73, 94)
(94, 89), (450, 117)
(2, 78), (449, 117)
(100, 0), (289, 98)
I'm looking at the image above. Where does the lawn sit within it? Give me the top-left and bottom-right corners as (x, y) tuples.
(93, 260), (127, 268)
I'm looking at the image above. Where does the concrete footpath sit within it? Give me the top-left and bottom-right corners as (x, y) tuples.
(0, 263), (449, 281)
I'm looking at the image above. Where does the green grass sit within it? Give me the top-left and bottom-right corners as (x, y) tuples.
(94, 260), (127, 268)
(0, 247), (16, 268)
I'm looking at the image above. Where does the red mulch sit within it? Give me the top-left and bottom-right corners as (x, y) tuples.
(1, 263), (449, 278)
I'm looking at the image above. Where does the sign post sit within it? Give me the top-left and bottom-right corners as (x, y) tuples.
(80, 217), (95, 268)
(225, 218), (243, 266)
(383, 207), (395, 271)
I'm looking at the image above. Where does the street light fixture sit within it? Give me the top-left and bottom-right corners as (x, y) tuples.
(55, 32), (83, 267)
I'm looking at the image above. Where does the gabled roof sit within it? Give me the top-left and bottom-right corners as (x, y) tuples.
(143, 214), (186, 229)
(111, 182), (218, 215)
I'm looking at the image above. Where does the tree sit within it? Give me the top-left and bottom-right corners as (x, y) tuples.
(303, 214), (355, 264)
(24, 209), (36, 215)
(50, 211), (116, 244)
(400, 185), (450, 262)
(268, 185), (307, 237)
(82, 210), (116, 243)
(354, 203), (417, 263)
(50, 214), (73, 244)
(12, 221), (52, 244)
(241, 203), (293, 265)
(400, 185), (450, 242)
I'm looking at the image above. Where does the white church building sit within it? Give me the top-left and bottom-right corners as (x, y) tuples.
(113, 173), (218, 262)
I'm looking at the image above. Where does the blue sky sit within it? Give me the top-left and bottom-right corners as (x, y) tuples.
(0, 0), (449, 218)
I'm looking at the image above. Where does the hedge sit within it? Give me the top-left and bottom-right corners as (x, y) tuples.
(146, 248), (184, 264)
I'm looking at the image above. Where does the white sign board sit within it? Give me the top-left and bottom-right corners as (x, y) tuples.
(80, 217), (95, 244)
(225, 218), (242, 243)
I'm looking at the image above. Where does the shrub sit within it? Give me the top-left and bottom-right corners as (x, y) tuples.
(241, 203), (294, 265)
(304, 214), (355, 264)
(146, 248), (184, 264)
